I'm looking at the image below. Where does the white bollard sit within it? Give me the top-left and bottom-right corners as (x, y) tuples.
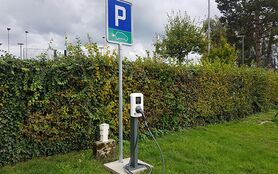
(99, 123), (109, 142)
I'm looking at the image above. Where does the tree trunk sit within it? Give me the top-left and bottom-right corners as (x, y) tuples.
(266, 22), (275, 68)
(254, 15), (262, 67)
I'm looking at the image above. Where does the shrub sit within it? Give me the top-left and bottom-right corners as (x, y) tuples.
(0, 47), (277, 166)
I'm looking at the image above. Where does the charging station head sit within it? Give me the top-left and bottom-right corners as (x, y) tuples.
(130, 93), (143, 117)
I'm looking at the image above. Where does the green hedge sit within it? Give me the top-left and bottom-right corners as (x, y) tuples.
(0, 49), (277, 166)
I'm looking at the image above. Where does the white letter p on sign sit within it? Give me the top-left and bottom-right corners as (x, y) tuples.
(115, 5), (126, 27)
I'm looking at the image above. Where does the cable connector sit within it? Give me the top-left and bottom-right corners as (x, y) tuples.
(135, 106), (147, 121)
(135, 106), (143, 114)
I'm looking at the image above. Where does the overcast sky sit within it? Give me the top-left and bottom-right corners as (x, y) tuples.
(0, 0), (221, 59)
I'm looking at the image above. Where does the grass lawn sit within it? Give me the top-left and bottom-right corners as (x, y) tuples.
(1, 110), (277, 174)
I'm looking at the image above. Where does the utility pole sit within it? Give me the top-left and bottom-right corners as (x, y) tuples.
(208, 0), (211, 54)
(17, 43), (24, 59)
(25, 31), (29, 58)
(7, 28), (11, 54)
(0, 43), (2, 56)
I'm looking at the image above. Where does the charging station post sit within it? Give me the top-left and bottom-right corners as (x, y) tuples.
(129, 93), (144, 169)
(130, 116), (138, 168)
(104, 93), (152, 174)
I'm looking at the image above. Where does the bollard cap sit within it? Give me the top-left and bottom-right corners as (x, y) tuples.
(99, 123), (109, 131)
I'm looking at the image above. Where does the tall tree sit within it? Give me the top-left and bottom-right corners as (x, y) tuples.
(216, 0), (278, 67)
(154, 11), (206, 64)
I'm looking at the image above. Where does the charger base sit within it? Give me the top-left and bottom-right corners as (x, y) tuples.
(104, 158), (152, 174)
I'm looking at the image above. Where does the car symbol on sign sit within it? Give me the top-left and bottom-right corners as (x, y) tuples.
(112, 32), (128, 42)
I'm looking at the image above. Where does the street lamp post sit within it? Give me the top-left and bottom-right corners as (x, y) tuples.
(17, 43), (24, 59)
(0, 43), (2, 56)
(25, 31), (29, 58)
(7, 28), (11, 54)
(102, 36), (106, 46)
(100, 36), (106, 55)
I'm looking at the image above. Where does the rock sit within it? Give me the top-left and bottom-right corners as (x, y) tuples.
(93, 139), (116, 161)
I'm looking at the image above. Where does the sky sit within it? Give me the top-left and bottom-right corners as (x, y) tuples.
(0, 0), (221, 59)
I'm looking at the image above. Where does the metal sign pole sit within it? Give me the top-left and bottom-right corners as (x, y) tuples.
(118, 43), (123, 163)
(106, 0), (132, 163)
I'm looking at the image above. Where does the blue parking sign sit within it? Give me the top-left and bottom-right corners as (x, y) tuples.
(107, 0), (133, 45)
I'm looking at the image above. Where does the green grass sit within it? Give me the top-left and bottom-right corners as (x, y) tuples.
(1, 110), (278, 174)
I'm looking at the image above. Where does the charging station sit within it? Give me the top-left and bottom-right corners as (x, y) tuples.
(128, 93), (147, 171)
(104, 93), (152, 174)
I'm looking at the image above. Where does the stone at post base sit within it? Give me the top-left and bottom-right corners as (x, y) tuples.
(93, 139), (116, 162)
(104, 158), (153, 174)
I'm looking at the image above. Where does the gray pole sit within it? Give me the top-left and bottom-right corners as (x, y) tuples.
(25, 31), (29, 58)
(18, 43), (24, 59)
(7, 28), (11, 54)
(20, 45), (22, 59)
(130, 117), (138, 168)
(103, 36), (106, 53)
(208, 0), (211, 54)
(118, 43), (123, 163)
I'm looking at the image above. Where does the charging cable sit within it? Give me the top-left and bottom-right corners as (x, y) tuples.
(135, 106), (165, 174)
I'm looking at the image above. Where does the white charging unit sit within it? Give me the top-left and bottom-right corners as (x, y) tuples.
(130, 93), (143, 118)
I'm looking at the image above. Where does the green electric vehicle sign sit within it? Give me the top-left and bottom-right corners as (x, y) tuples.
(107, 0), (133, 45)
